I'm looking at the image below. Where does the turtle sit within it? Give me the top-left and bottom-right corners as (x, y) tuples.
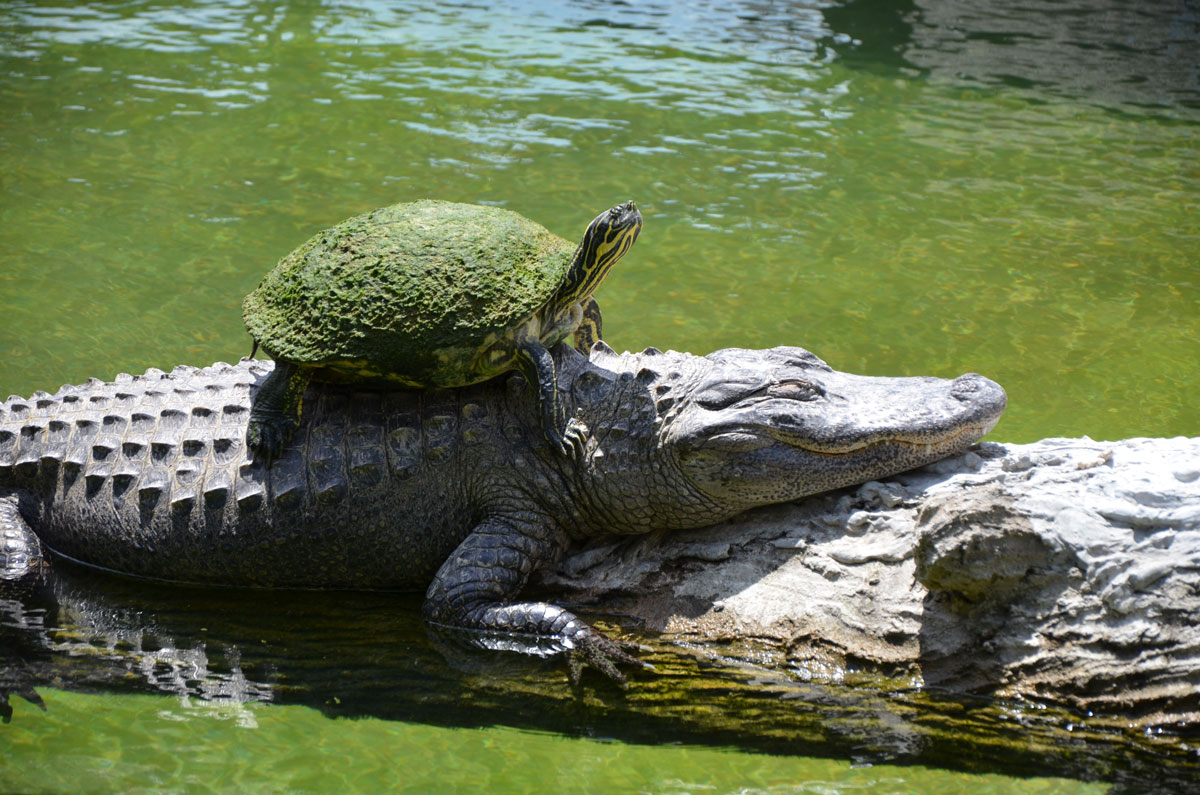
(242, 199), (643, 460)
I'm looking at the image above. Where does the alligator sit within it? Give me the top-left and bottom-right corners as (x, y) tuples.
(0, 342), (1005, 680)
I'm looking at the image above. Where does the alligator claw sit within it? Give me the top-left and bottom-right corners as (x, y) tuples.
(567, 629), (647, 686)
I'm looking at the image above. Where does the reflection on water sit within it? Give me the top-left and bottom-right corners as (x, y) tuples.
(3, 561), (1190, 792)
(1, 0), (1198, 790)
(904, 0), (1200, 111)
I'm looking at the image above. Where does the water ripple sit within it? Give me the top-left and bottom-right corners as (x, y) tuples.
(903, 0), (1200, 114)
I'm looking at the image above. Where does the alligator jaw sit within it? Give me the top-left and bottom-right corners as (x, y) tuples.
(773, 412), (1003, 457)
(664, 360), (1007, 510)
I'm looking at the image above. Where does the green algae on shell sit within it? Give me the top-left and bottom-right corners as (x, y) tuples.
(242, 200), (576, 385)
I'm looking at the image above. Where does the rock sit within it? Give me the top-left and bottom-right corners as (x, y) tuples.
(537, 437), (1200, 728)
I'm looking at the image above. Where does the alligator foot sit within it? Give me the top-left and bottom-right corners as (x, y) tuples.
(566, 628), (653, 686)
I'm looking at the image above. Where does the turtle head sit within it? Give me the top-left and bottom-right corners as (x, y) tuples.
(556, 201), (643, 305)
(588, 200), (642, 251)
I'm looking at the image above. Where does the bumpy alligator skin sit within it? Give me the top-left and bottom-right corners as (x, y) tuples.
(1, 344), (1005, 679)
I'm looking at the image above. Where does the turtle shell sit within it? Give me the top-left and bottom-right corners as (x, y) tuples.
(243, 200), (576, 386)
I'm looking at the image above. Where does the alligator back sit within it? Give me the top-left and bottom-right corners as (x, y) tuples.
(0, 360), (502, 589)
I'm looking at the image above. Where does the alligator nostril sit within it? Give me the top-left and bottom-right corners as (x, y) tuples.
(950, 375), (986, 403)
(950, 374), (1007, 413)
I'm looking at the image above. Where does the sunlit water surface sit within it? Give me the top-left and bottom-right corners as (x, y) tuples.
(2, 0), (1197, 791)
(10, 688), (1107, 794)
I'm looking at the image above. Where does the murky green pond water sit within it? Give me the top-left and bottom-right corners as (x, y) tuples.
(2, 0), (1197, 791)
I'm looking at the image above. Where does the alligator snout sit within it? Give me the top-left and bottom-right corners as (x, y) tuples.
(950, 373), (1007, 409)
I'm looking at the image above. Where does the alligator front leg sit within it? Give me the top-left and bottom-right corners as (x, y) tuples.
(422, 515), (644, 683)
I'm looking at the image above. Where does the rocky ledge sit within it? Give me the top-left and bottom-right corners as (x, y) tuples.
(538, 437), (1200, 729)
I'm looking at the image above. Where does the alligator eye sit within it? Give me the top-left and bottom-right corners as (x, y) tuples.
(769, 380), (822, 401)
(701, 431), (772, 452)
(695, 380), (766, 410)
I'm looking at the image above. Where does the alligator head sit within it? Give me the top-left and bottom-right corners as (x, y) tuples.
(577, 343), (1006, 531)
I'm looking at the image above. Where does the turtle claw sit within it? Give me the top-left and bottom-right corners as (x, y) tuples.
(560, 418), (590, 460)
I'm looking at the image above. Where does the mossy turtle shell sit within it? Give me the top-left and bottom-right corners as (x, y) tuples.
(243, 200), (576, 385)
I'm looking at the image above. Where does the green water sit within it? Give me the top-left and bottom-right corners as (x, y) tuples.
(0, 568), (1161, 792)
(10, 688), (1106, 794)
(2, 0), (1198, 790)
(2, 0), (1197, 441)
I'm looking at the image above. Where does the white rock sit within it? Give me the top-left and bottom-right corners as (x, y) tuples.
(539, 436), (1200, 728)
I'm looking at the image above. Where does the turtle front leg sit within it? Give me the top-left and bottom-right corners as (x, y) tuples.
(514, 339), (586, 458)
(246, 361), (311, 464)
(572, 297), (603, 354)
(422, 515), (646, 683)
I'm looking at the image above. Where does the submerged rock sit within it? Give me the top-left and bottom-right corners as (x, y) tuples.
(538, 436), (1200, 728)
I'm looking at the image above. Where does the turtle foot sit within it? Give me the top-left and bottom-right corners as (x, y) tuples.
(246, 413), (298, 466)
(558, 418), (589, 459)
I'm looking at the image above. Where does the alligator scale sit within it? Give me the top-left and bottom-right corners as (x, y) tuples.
(0, 344), (1005, 679)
